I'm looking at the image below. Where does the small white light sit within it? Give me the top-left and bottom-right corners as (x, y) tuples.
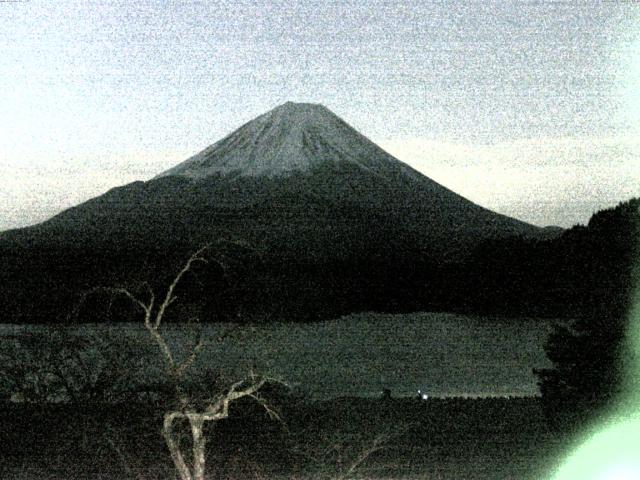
(421, 393), (428, 400)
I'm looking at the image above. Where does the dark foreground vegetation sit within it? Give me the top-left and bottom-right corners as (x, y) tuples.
(534, 199), (639, 432)
(0, 396), (563, 480)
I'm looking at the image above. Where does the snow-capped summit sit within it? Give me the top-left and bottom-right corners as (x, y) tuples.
(156, 102), (414, 180)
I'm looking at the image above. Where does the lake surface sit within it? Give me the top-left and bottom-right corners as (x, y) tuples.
(0, 312), (554, 400)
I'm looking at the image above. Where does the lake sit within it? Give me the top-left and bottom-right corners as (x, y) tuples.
(0, 312), (555, 400)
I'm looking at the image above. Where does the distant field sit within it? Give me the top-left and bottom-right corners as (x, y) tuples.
(0, 311), (555, 400)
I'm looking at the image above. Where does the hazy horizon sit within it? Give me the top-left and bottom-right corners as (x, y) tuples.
(2, 1), (639, 230)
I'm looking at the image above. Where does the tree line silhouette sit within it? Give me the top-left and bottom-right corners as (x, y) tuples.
(0, 199), (637, 328)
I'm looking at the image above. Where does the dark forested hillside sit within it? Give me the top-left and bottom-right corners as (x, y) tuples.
(444, 198), (639, 319)
(0, 197), (636, 325)
(532, 198), (639, 430)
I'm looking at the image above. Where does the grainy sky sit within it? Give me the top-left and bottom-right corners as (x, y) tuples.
(1, 0), (639, 230)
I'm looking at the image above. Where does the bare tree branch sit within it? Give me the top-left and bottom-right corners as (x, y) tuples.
(154, 244), (210, 329)
(336, 432), (391, 480)
(248, 392), (284, 423)
(176, 333), (206, 377)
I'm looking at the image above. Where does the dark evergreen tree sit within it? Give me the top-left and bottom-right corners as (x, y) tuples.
(535, 198), (640, 430)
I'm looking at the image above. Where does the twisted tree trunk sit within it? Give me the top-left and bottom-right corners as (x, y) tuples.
(163, 412), (193, 480)
(189, 414), (206, 480)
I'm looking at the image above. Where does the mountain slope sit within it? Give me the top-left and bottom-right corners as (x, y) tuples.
(0, 102), (548, 323)
(7, 102), (539, 251)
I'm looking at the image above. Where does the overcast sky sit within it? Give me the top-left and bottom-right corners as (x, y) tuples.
(1, 0), (639, 229)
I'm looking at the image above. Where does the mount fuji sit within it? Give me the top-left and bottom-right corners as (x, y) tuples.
(0, 102), (547, 323)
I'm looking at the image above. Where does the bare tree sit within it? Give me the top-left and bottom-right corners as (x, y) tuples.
(292, 430), (399, 480)
(109, 245), (279, 480)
